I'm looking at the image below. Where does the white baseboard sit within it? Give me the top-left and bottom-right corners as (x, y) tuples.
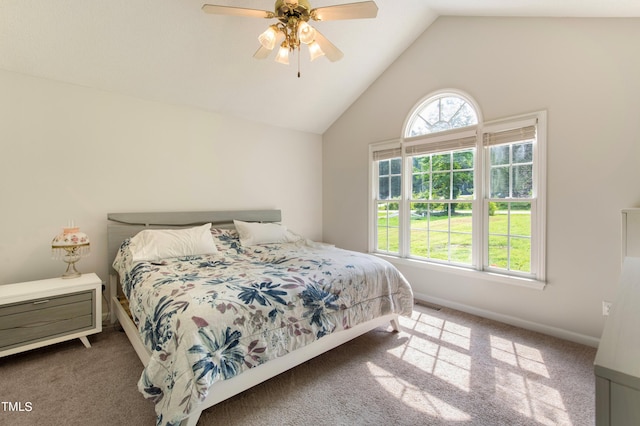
(412, 291), (600, 348)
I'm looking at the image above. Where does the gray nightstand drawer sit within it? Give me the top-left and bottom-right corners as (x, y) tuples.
(0, 290), (95, 350)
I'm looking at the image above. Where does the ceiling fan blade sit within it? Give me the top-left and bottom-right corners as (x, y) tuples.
(311, 1), (378, 21)
(253, 45), (273, 60)
(202, 4), (274, 19)
(314, 30), (343, 62)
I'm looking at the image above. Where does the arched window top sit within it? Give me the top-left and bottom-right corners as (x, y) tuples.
(405, 92), (479, 138)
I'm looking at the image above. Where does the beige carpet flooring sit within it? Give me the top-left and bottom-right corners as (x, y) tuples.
(0, 304), (597, 426)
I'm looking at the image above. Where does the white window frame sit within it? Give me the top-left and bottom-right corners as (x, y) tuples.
(368, 93), (546, 289)
(481, 113), (547, 282)
(369, 139), (402, 255)
(403, 129), (478, 267)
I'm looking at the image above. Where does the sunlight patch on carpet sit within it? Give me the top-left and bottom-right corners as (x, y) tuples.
(400, 311), (471, 350)
(490, 335), (550, 377)
(494, 367), (572, 425)
(393, 308), (578, 425)
(392, 313), (471, 392)
(367, 362), (471, 421)
(490, 335), (570, 424)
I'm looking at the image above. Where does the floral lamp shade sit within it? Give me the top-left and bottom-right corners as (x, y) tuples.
(51, 225), (90, 279)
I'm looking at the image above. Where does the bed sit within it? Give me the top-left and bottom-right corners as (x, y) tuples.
(107, 210), (414, 426)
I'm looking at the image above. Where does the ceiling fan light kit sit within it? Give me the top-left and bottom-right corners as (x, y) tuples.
(202, 0), (378, 76)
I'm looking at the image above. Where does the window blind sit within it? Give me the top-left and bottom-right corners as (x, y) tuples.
(405, 135), (477, 156)
(372, 147), (402, 161)
(483, 125), (536, 147)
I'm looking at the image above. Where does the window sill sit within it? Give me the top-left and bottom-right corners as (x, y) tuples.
(373, 253), (546, 291)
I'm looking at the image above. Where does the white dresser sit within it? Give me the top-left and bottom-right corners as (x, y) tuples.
(594, 209), (640, 425)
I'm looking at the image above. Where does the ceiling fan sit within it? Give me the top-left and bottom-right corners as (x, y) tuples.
(202, 0), (378, 75)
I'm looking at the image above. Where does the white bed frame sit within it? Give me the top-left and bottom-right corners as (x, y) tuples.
(107, 210), (400, 426)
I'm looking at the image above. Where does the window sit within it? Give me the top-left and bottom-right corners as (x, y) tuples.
(370, 91), (546, 283)
(483, 124), (541, 276)
(373, 144), (401, 254)
(406, 94), (478, 136)
(407, 141), (476, 265)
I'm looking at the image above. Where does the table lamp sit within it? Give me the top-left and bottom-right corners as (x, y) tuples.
(51, 223), (90, 279)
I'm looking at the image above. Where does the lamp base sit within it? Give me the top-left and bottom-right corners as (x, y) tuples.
(61, 261), (82, 279)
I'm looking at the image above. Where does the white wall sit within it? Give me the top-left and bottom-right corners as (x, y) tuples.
(0, 70), (323, 296)
(323, 17), (640, 344)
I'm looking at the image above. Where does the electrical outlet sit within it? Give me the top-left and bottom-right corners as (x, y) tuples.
(602, 301), (613, 316)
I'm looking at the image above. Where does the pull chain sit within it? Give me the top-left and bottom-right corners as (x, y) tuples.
(297, 47), (301, 78)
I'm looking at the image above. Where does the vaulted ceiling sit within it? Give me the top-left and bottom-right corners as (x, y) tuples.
(1, 0), (639, 134)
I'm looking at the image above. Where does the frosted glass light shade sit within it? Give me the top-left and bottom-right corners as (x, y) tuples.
(298, 21), (316, 45)
(308, 41), (325, 61)
(275, 44), (290, 64)
(258, 26), (278, 50)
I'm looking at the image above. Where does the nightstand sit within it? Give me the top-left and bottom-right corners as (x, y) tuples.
(0, 273), (102, 357)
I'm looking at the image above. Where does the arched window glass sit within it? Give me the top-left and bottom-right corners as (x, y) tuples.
(406, 94), (478, 137)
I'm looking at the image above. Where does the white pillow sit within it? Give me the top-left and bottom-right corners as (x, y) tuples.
(234, 220), (289, 246)
(129, 223), (217, 262)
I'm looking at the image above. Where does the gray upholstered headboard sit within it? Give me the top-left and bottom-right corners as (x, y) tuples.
(107, 209), (282, 275)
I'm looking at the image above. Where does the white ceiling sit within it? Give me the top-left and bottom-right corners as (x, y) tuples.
(1, 0), (640, 134)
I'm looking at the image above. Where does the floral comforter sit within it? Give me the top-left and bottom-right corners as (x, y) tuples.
(113, 228), (413, 426)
